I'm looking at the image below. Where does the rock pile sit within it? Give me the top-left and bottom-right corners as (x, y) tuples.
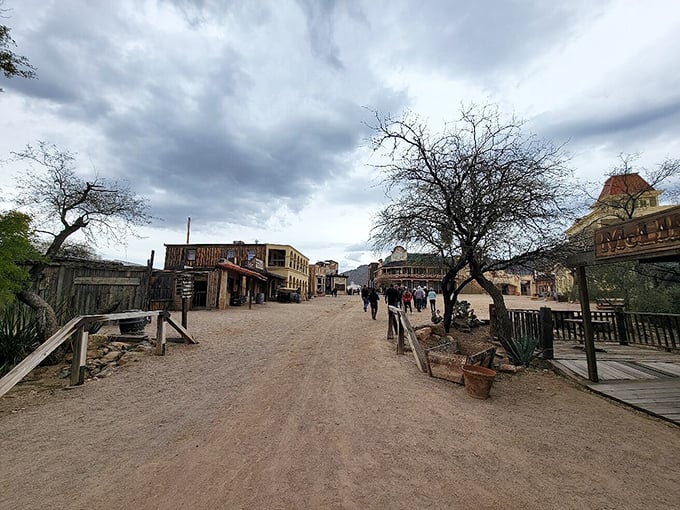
(60, 334), (155, 381)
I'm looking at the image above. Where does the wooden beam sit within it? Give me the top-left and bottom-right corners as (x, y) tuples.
(164, 312), (198, 344)
(389, 306), (428, 373)
(400, 312), (428, 373)
(0, 316), (83, 398)
(155, 314), (167, 355)
(1, 309), (198, 399)
(576, 265), (599, 382)
(70, 325), (89, 386)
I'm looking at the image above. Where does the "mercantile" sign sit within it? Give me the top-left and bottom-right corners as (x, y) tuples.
(594, 205), (680, 260)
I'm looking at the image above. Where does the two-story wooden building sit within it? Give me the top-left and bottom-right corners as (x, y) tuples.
(155, 242), (309, 310)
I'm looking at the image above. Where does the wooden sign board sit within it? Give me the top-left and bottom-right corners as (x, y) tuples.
(594, 205), (680, 260)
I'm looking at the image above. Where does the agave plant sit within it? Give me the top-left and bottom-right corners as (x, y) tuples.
(0, 302), (40, 376)
(499, 335), (540, 366)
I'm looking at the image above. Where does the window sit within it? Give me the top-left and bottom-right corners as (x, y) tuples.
(268, 249), (286, 267)
(186, 248), (196, 261)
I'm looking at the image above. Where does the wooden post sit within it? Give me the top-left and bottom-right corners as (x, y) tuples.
(397, 311), (405, 355)
(70, 325), (89, 386)
(387, 308), (395, 340)
(155, 314), (166, 355)
(248, 278), (253, 310)
(614, 307), (628, 345)
(576, 265), (598, 382)
(181, 297), (188, 329)
(539, 306), (554, 360)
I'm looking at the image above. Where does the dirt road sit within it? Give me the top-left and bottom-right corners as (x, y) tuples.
(2, 295), (679, 509)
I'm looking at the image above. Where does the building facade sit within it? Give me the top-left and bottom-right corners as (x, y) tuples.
(309, 259), (347, 296)
(372, 246), (539, 296)
(160, 242), (309, 310)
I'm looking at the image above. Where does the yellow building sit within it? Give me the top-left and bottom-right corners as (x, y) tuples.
(558, 173), (672, 296)
(567, 173), (669, 240)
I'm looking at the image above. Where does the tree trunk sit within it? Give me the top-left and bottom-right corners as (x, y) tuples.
(17, 289), (59, 343)
(442, 271), (457, 333)
(473, 274), (512, 342)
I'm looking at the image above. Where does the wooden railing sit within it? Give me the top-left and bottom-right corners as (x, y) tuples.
(624, 312), (680, 350)
(387, 305), (428, 372)
(504, 307), (679, 352)
(0, 310), (197, 398)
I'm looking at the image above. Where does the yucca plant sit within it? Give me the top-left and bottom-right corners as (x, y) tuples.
(0, 302), (40, 376)
(499, 335), (540, 366)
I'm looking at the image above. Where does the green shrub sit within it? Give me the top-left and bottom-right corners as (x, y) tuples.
(0, 302), (40, 376)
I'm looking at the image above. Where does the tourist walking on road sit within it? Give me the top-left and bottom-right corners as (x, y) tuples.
(385, 284), (400, 309)
(428, 288), (437, 313)
(402, 288), (413, 313)
(413, 286), (425, 312)
(360, 285), (369, 312)
(368, 288), (380, 320)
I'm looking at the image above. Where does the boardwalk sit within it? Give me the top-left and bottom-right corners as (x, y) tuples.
(551, 341), (680, 425)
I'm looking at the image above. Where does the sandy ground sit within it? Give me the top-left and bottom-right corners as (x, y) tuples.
(1, 294), (679, 509)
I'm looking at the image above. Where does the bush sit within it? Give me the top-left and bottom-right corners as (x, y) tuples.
(0, 302), (40, 376)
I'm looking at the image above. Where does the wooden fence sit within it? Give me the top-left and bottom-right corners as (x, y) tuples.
(504, 307), (680, 352)
(0, 310), (197, 399)
(35, 259), (151, 315)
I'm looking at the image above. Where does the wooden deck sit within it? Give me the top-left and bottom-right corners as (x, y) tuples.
(550, 342), (680, 426)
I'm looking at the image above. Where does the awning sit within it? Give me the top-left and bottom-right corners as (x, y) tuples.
(216, 261), (267, 281)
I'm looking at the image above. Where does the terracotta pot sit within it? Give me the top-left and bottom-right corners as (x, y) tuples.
(462, 365), (497, 399)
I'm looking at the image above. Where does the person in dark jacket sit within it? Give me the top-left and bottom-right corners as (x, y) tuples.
(384, 284), (400, 308)
(360, 285), (370, 312)
(368, 288), (380, 320)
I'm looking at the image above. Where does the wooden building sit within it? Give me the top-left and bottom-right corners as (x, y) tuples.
(157, 242), (309, 310)
(34, 258), (151, 315)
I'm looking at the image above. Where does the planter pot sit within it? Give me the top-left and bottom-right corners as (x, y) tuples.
(462, 365), (497, 399)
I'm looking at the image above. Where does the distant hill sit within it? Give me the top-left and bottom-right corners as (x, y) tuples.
(342, 264), (369, 286)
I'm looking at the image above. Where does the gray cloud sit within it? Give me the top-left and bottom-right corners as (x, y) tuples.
(2, 0), (679, 269)
(535, 95), (680, 152)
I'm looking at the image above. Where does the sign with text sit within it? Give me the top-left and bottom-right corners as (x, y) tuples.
(594, 205), (680, 260)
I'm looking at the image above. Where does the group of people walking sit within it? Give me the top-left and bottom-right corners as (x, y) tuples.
(360, 284), (437, 319)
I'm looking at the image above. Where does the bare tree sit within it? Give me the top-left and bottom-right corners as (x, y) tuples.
(10, 141), (152, 341)
(580, 153), (680, 223)
(370, 105), (575, 360)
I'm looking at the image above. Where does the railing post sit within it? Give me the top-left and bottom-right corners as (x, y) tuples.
(614, 307), (628, 345)
(387, 308), (396, 340)
(539, 307), (554, 360)
(155, 314), (167, 355)
(70, 324), (89, 386)
(397, 313), (405, 355)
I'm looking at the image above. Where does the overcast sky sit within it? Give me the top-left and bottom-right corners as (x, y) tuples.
(2, 0), (679, 272)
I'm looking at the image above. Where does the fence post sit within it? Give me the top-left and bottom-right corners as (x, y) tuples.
(70, 324), (89, 386)
(155, 314), (166, 355)
(539, 307), (554, 360)
(387, 308), (395, 340)
(397, 315), (405, 355)
(614, 307), (628, 345)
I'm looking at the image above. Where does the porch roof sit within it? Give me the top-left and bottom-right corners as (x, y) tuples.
(216, 260), (267, 281)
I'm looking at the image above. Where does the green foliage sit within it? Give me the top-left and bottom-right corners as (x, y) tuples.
(0, 210), (40, 307)
(585, 261), (680, 313)
(0, 21), (36, 91)
(500, 335), (539, 366)
(0, 302), (39, 376)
